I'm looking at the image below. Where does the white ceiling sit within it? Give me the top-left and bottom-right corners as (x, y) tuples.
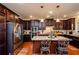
(2, 3), (79, 20)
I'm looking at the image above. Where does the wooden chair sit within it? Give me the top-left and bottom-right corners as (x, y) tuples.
(40, 41), (51, 55)
(57, 40), (69, 55)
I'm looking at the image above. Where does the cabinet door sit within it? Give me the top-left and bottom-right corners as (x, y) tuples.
(45, 19), (54, 26)
(33, 41), (41, 54)
(54, 21), (63, 30)
(7, 10), (15, 22)
(23, 21), (27, 30)
(59, 21), (63, 30)
(70, 18), (75, 30)
(63, 20), (69, 30)
(38, 21), (45, 30)
(67, 18), (75, 30)
(0, 15), (6, 55)
(22, 21), (31, 30)
(50, 41), (57, 54)
(72, 18), (75, 30)
(0, 5), (5, 14)
(27, 21), (31, 30)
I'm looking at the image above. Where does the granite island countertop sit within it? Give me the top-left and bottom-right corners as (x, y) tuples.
(32, 36), (72, 41)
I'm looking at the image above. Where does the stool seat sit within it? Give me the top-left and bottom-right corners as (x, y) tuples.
(57, 40), (69, 54)
(40, 41), (51, 54)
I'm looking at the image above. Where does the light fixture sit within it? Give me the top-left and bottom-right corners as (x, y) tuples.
(56, 5), (60, 8)
(77, 12), (79, 14)
(47, 15), (50, 18)
(40, 6), (44, 8)
(56, 5), (60, 22)
(56, 18), (60, 22)
(49, 11), (53, 14)
(64, 15), (67, 17)
(40, 19), (44, 22)
(15, 16), (18, 19)
(30, 15), (33, 18)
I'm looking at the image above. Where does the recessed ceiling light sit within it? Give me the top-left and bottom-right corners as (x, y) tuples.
(77, 12), (79, 14)
(15, 16), (18, 19)
(40, 19), (44, 22)
(47, 15), (50, 18)
(30, 15), (33, 18)
(56, 18), (60, 22)
(40, 6), (44, 8)
(49, 11), (53, 14)
(56, 5), (60, 8)
(64, 15), (67, 17)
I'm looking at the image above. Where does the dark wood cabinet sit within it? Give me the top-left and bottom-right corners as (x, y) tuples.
(28, 21), (31, 30)
(22, 18), (75, 30)
(39, 22), (45, 30)
(22, 20), (45, 30)
(0, 4), (20, 55)
(23, 35), (31, 42)
(32, 41), (57, 54)
(22, 20), (31, 30)
(63, 18), (75, 30)
(0, 12), (6, 55)
(68, 18), (75, 30)
(54, 21), (63, 30)
(45, 19), (55, 26)
(50, 41), (57, 54)
(33, 41), (41, 54)
(45, 19), (64, 30)
(54, 18), (75, 30)
(0, 5), (5, 14)
(31, 20), (45, 30)
(6, 10), (15, 22)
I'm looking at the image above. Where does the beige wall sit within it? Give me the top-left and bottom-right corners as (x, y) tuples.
(75, 15), (79, 33)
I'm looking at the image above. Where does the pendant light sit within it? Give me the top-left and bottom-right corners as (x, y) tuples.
(56, 5), (60, 22)
(56, 18), (60, 22)
(40, 19), (44, 22)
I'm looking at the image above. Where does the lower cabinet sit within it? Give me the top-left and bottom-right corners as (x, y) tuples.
(23, 35), (31, 42)
(50, 41), (57, 54)
(32, 41), (57, 54)
(33, 41), (41, 54)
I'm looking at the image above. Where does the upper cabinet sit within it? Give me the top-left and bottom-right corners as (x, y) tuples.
(54, 20), (63, 30)
(31, 20), (45, 30)
(63, 18), (75, 30)
(0, 5), (5, 15)
(6, 10), (15, 22)
(22, 20), (31, 30)
(68, 18), (75, 30)
(0, 4), (19, 22)
(22, 20), (46, 30)
(44, 18), (75, 30)
(45, 19), (55, 26)
(18, 18), (75, 30)
(44, 19), (64, 30)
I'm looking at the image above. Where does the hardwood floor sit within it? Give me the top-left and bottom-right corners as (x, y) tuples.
(68, 45), (79, 55)
(16, 42), (33, 55)
(15, 42), (79, 55)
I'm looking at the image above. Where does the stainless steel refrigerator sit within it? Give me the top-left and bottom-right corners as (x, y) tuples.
(7, 22), (23, 55)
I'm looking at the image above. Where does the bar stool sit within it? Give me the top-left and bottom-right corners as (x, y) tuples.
(57, 40), (69, 55)
(40, 41), (51, 55)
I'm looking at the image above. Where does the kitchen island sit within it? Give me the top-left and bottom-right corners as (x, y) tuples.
(32, 36), (72, 55)
(32, 36), (71, 41)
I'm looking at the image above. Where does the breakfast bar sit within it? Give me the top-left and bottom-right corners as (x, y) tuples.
(32, 36), (72, 54)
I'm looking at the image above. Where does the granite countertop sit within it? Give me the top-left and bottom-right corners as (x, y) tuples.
(32, 36), (72, 41)
(68, 34), (79, 38)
